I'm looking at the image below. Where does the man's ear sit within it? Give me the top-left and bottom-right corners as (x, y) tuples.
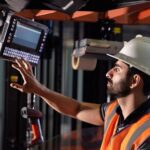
(130, 74), (142, 89)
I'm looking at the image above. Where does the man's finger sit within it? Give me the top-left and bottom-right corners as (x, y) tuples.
(22, 59), (33, 72)
(12, 64), (27, 80)
(10, 83), (24, 92)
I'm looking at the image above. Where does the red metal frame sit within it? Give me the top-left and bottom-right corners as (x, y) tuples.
(16, 2), (150, 24)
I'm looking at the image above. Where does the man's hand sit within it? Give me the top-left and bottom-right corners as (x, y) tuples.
(10, 59), (41, 93)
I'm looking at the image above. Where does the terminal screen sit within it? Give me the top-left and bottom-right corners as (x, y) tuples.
(12, 22), (41, 49)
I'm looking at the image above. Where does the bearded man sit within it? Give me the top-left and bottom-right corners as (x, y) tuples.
(10, 36), (150, 150)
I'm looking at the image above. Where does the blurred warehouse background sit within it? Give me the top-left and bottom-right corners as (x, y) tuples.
(0, 0), (150, 149)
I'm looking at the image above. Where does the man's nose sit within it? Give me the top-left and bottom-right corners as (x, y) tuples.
(106, 68), (113, 79)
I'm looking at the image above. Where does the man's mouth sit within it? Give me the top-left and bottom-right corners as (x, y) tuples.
(107, 78), (112, 84)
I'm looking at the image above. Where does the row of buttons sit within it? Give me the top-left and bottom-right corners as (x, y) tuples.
(7, 19), (17, 43)
(39, 33), (47, 52)
(3, 47), (40, 64)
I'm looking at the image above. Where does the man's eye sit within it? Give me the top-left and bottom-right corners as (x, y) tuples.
(114, 67), (119, 72)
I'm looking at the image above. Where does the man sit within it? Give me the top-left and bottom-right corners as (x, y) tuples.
(10, 36), (150, 149)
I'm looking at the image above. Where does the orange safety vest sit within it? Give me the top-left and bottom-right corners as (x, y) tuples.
(100, 100), (150, 150)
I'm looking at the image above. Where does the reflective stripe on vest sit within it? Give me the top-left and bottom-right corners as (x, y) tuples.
(101, 100), (150, 150)
(125, 118), (150, 150)
(104, 101), (118, 132)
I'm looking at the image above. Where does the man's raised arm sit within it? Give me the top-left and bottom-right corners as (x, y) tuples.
(10, 59), (104, 126)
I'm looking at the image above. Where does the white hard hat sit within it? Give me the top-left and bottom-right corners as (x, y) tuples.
(108, 36), (150, 76)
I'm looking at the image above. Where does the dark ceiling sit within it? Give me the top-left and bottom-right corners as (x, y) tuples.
(0, 0), (149, 13)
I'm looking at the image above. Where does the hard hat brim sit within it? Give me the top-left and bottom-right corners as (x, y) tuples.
(107, 53), (150, 76)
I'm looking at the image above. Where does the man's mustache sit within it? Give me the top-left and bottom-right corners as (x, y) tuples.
(107, 78), (112, 84)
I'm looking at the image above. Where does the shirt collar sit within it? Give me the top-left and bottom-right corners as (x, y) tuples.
(116, 99), (150, 125)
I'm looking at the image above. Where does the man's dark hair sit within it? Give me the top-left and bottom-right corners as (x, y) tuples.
(128, 67), (150, 96)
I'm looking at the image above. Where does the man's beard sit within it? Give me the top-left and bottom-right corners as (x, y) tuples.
(107, 78), (131, 98)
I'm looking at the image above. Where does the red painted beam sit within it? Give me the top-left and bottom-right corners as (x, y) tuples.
(16, 2), (150, 25)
